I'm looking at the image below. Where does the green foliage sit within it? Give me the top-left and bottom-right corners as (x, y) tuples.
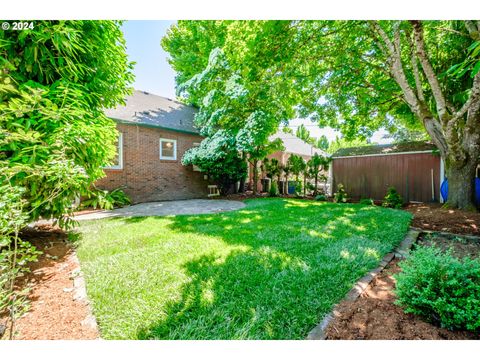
(182, 131), (247, 195)
(295, 124), (313, 144)
(81, 187), (131, 210)
(315, 194), (327, 201)
(269, 180), (279, 197)
(0, 20), (134, 225)
(382, 187), (403, 209)
(314, 135), (329, 151)
(294, 181), (303, 197)
(327, 136), (372, 155)
(333, 183), (348, 203)
(0, 184), (40, 339)
(448, 40), (480, 78)
(77, 198), (412, 339)
(359, 198), (375, 205)
(395, 246), (480, 332)
(307, 153), (331, 195)
(286, 154), (306, 182)
(262, 158), (281, 180)
(163, 21), (301, 190)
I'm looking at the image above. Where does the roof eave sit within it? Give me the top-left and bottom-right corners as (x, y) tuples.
(110, 117), (201, 136)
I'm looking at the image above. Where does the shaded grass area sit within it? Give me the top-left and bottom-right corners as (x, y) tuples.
(76, 198), (412, 339)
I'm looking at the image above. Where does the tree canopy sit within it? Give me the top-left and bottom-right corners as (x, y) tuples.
(164, 20), (480, 207)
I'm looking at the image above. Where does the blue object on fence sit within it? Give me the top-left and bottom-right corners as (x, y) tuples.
(440, 178), (480, 205)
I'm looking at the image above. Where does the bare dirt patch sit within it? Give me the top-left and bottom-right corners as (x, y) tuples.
(324, 258), (479, 340)
(2, 226), (98, 340)
(405, 203), (480, 235)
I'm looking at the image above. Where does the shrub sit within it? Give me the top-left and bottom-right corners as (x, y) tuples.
(333, 184), (348, 203)
(315, 194), (327, 201)
(394, 246), (480, 332)
(294, 181), (303, 198)
(360, 198), (374, 205)
(382, 186), (403, 209)
(269, 181), (279, 197)
(81, 187), (131, 210)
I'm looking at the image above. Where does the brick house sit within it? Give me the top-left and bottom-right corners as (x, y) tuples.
(98, 90), (328, 203)
(96, 90), (208, 203)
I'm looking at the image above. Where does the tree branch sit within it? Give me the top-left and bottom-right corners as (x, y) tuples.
(370, 21), (448, 156)
(407, 31), (425, 102)
(411, 20), (450, 122)
(465, 20), (480, 41)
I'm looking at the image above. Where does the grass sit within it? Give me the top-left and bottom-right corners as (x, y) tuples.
(75, 198), (412, 339)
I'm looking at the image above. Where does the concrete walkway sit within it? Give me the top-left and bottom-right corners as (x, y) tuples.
(73, 199), (246, 220)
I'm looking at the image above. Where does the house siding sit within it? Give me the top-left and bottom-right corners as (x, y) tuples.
(332, 152), (441, 203)
(96, 123), (208, 203)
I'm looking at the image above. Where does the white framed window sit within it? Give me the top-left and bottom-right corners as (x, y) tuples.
(104, 133), (123, 170)
(160, 138), (177, 160)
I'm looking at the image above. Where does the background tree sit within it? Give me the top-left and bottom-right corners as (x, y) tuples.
(314, 135), (330, 151)
(287, 154), (306, 185)
(163, 21), (305, 194)
(0, 20), (134, 225)
(295, 124), (313, 144)
(308, 153), (332, 196)
(262, 158), (282, 182)
(293, 20), (480, 209)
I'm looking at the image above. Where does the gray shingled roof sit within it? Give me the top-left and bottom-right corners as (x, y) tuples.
(104, 90), (199, 134)
(332, 141), (438, 157)
(270, 131), (328, 157)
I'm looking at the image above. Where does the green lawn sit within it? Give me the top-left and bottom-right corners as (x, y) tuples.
(75, 198), (412, 339)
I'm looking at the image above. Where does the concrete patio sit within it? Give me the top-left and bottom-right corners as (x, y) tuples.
(73, 199), (246, 220)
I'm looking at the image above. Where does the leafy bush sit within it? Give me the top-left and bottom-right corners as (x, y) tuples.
(269, 181), (279, 197)
(0, 184), (40, 339)
(315, 194), (327, 201)
(333, 183), (348, 203)
(360, 198), (374, 205)
(182, 132), (248, 195)
(394, 246), (480, 332)
(382, 187), (403, 209)
(81, 187), (131, 210)
(294, 181), (303, 198)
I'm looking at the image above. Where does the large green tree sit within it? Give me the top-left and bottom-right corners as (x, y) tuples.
(163, 21), (300, 194)
(292, 20), (480, 209)
(0, 20), (134, 225)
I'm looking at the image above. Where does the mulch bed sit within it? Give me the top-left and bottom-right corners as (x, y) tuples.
(1, 226), (98, 340)
(324, 258), (479, 340)
(405, 203), (480, 235)
(324, 226), (480, 340)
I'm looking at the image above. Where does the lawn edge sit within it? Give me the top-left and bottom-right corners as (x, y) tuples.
(306, 227), (420, 340)
(71, 249), (101, 339)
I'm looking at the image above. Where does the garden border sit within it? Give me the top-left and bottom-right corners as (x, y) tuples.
(71, 252), (100, 339)
(306, 227), (420, 340)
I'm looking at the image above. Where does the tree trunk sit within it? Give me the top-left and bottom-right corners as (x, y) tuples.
(314, 174), (318, 196)
(303, 175), (307, 197)
(253, 160), (259, 194)
(445, 159), (477, 210)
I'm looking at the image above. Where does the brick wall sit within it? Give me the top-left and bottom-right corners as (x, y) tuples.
(95, 123), (208, 203)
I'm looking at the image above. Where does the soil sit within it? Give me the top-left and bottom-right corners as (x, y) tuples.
(324, 259), (479, 340)
(405, 203), (480, 236)
(416, 232), (480, 259)
(1, 225), (98, 340)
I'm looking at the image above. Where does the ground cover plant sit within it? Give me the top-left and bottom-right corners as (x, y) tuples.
(395, 246), (480, 332)
(76, 198), (411, 340)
